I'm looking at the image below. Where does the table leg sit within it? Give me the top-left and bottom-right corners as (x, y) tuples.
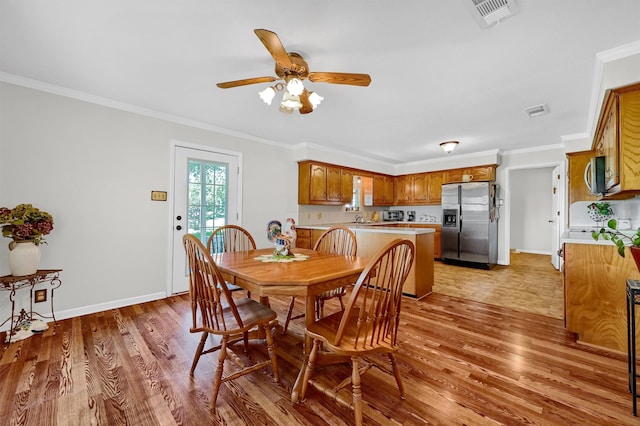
(291, 296), (316, 403)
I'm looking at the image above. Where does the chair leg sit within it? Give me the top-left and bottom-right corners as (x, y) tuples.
(388, 353), (405, 399)
(282, 297), (296, 334)
(337, 295), (344, 311)
(190, 331), (208, 376)
(263, 325), (279, 382)
(210, 336), (228, 412)
(300, 339), (320, 400)
(351, 356), (363, 426)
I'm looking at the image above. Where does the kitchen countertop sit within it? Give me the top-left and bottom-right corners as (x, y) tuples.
(297, 222), (437, 235)
(561, 227), (638, 245)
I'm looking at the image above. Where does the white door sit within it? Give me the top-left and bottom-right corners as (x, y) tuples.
(171, 145), (240, 294)
(550, 166), (561, 270)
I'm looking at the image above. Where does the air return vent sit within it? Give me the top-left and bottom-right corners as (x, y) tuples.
(525, 104), (549, 118)
(464, 0), (520, 29)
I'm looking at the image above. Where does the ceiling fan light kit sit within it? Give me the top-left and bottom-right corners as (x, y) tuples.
(217, 29), (371, 115)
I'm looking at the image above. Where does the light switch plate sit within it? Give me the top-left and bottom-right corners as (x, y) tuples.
(151, 191), (167, 201)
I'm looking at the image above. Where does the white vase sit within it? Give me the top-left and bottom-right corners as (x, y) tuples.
(8, 240), (41, 276)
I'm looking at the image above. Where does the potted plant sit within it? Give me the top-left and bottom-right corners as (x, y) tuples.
(592, 218), (640, 271)
(0, 204), (54, 276)
(587, 201), (614, 223)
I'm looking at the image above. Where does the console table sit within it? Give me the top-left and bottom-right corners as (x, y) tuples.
(0, 269), (62, 345)
(626, 278), (640, 416)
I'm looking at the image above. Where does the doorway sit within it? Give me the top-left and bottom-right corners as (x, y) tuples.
(169, 142), (242, 294)
(506, 163), (564, 270)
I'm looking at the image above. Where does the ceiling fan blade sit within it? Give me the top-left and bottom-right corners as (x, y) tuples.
(254, 29), (292, 69)
(308, 72), (371, 87)
(216, 76), (278, 89)
(299, 90), (313, 114)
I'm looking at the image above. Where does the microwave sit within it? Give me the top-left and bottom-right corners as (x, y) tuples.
(586, 155), (606, 195)
(382, 210), (404, 221)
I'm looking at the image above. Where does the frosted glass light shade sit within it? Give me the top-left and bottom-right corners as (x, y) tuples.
(308, 92), (323, 109)
(440, 141), (459, 153)
(286, 78), (304, 96)
(258, 87), (276, 105)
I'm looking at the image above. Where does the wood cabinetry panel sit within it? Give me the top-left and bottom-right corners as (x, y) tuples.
(619, 89), (640, 192)
(566, 151), (597, 224)
(373, 174), (394, 205)
(443, 165), (496, 184)
(591, 82), (640, 199)
(564, 243), (640, 352)
(298, 161), (355, 205)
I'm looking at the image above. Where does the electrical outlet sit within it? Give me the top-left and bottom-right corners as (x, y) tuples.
(35, 289), (47, 303)
(316, 212), (322, 219)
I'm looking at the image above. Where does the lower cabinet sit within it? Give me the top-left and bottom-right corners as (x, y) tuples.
(386, 223), (441, 258)
(564, 243), (640, 352)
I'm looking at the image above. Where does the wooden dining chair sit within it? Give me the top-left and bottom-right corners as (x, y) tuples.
(207, 225), (256, 296)
(299, 238), (415, 426)
(282, 226), (357, 334)
(183, 234), (279, 411)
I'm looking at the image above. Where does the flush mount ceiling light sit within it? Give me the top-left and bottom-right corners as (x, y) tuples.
(525, 103), (549, 118)
(440, 141), (459, 154)
(217, 29), (371, 115)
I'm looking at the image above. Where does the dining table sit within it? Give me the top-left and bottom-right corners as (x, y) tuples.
(211, 247), (368, 402)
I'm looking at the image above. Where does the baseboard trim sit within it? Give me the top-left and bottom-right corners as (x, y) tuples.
(1, 291), (168, 332)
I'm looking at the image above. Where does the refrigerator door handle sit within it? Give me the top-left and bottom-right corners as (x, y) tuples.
(458, 206), (462, 233)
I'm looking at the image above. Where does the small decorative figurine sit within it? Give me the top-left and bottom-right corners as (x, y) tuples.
(266, 218), (297, 257)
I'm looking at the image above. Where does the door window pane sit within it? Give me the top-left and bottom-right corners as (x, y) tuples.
(187, 159), (228, 242)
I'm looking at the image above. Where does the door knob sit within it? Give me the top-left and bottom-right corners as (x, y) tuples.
(176, 225), (182, 230)
(176, 215), (182, 221)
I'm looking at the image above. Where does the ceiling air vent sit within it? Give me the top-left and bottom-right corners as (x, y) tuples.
(525, 104), (549, 118)
(464, 0), (520, 29)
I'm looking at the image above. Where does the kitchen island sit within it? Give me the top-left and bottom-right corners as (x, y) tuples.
(296, 223), (434, 299)
(561, 229), (640, 352)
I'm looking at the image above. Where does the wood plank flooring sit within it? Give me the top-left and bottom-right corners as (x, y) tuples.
(0, 254), (636, 425)
(434, 251), (564, 318)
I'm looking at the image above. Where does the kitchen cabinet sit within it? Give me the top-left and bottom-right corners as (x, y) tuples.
(426, 171), (443, 204)
(295, 228), (325, 249)
(592, 82), (640, 199)
(564, 242), (640, 352)
(566, 151), (598, 224)
(354, 229), (433, 298)
(373, 174), (394, 206)
(394, 171), (442, 205)
(296, 228), (313, 249)
(443, 165), (496, 184)
(298, 161), (353, 205)
(387, 223), (441, 258)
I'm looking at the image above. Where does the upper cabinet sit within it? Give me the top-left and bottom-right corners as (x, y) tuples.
(298, 161), (497, 206)
(394, 171), (443, 205)
(373, 174), (394, 206)
(298, 161), (353, 205)
(592, 82), (640, 199)
(443, 165), (496, 184)
(567, 150), (598, 206)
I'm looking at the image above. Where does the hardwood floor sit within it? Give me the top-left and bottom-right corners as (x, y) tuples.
(434, 251), (564, 319)
(0, 255), (635, 425)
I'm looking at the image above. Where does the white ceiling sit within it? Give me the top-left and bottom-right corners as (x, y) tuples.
(2, 1), (640, 164)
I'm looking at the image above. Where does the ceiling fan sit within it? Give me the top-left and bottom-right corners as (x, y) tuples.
(216, 29), (371, 114)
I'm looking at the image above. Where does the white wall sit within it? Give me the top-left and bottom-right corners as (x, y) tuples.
(0, 82), (296, 326)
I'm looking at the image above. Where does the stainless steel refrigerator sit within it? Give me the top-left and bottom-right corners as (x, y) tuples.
(441, 182), (498, 269)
